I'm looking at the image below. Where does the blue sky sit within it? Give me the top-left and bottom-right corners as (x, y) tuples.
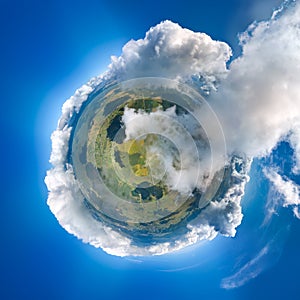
(1, 0), (300, 299)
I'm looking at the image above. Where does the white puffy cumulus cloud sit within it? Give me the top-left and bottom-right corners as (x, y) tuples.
(210, 1), (300, 164)
(45, 1), (300, 257)
(109, 20), (232, 90)
(209, 0), (300, 227)
(187, 158), (250, 242)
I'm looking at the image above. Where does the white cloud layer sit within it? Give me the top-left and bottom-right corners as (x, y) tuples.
(45, 2), (300, 258)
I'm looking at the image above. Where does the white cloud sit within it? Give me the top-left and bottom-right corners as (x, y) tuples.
(121, 106), (209, 194)
(58, 76), (104, 130)
(263, 168), (300, 219)
(188, 157), (251, 238)
(49, 128), (72, 166)
(221, 199), (291, 290)
(249, 0), (284, 20)
(210, 1), (300, 161)
(288, 125), (300, 174)
(293, 207), (300, 218)
(109, 20), (232, 90)
(221, 245), (270, 289)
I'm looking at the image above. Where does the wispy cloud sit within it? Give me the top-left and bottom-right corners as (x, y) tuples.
(263, 168), (300, 219)
(221, 245), (269, 289)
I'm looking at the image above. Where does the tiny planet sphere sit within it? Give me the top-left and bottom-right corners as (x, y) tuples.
(70, 77), (236, 247)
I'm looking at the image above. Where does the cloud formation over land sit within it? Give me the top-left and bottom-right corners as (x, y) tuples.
(45, 1), (300, 259)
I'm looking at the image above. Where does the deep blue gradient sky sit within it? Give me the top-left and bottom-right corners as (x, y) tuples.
(1, 0), (299, 299)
